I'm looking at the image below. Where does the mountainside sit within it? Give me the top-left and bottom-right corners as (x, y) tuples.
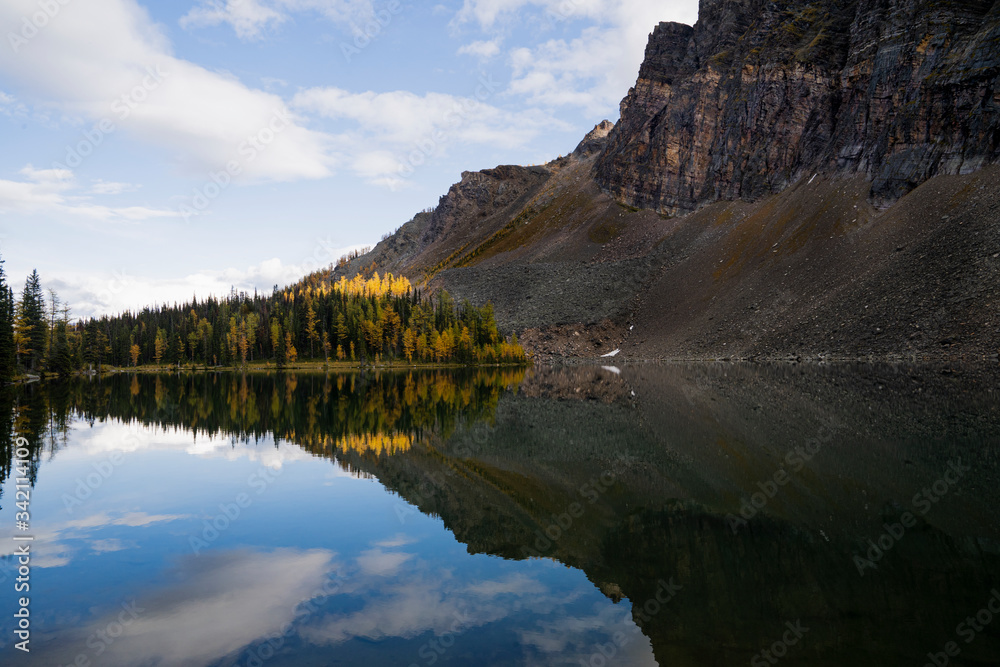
(339, 0), (1000, 362)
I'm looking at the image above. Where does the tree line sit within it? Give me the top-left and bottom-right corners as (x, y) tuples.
(0, 256), (526, 383)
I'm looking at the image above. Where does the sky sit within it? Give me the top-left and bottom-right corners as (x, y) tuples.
(0, 0), (698, 319)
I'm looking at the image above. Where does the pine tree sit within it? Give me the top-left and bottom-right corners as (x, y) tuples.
(304, 300), (319, 358)
(154, 328), (168, 365)
(16, 270), (46, 373)
(48, 316), (73, 377)
(0, 254), (15, 382)
(335, 312), (348, 350)
(84, 320), (110, 372)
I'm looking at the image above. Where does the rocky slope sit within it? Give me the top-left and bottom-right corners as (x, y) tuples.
(338, 0), (1000, 362)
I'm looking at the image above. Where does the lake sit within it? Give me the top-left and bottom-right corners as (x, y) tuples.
(1, 364), (998, 666)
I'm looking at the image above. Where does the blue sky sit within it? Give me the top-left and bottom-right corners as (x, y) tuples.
(0, 0), (697, 318)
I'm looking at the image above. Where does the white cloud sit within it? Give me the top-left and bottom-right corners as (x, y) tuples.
(374, 534), (418, 548)
(90, 538), (133, 553)
(467, 572), (540, 597)
(45, 243), (369, 319)
(458, 38), (502, 59)
(281, 0), (375, 27)
(300, 578), (488, 645)
(180, 0), (287, 40)
(453, 0), (699, 115)
(0, 0), (333, 183)
(295, 556), (653, 666)
(0, 510), (192, 569)
(356, 548), (413, 576)
(292, 86), (563, 186)
(90, 179), (141, 195)
(518, 605), (659, 666)
(50, 421), (317, 480)
(66, 511), (190, 530)
(1, 0), (576, 196)
(0, 165), (178, 221)
(0, 90), (24, 116)
(25, 549), (338, 667)
(452, 0), (533, 29)
(181, 0), (376, 40)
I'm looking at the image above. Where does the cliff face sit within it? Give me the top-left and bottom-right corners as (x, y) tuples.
(595, 0), (1000, 214)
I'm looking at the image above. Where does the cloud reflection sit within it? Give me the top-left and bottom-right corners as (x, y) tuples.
(9, 534), (655, 667)
(0, 510), (190, 568)
(61, 420), (315, 469)
(25, 548), (337, 667)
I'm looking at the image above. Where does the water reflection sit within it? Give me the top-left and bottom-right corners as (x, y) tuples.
(1, 363), (998, 666)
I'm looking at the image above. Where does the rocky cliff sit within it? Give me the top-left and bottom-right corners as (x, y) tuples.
(595, 0), (1000, 214)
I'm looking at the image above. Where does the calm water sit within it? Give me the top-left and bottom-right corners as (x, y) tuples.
(0, 364), (998, 666)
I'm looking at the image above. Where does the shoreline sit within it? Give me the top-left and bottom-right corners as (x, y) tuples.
(8, 353), (998, 385)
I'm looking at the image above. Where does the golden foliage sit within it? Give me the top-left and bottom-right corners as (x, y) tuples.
(338, 432), (413, 456)
(331, 272), (413, 298)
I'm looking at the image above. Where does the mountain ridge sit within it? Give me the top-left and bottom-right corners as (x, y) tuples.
(337, 0), (1000, 362)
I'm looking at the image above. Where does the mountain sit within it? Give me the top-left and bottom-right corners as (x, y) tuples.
(339, 0), (1000, 362)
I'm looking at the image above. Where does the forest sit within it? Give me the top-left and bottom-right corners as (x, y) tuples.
(0, 254), (527, 383)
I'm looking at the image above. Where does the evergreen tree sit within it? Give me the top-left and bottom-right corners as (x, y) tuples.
(0, 255), (15, 382)
(83, 320), (109, 372)
(16, 270), (46, 373)
(48, 317), (73, 377)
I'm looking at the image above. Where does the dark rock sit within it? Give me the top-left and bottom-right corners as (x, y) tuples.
(595, 0), (1000, 214)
